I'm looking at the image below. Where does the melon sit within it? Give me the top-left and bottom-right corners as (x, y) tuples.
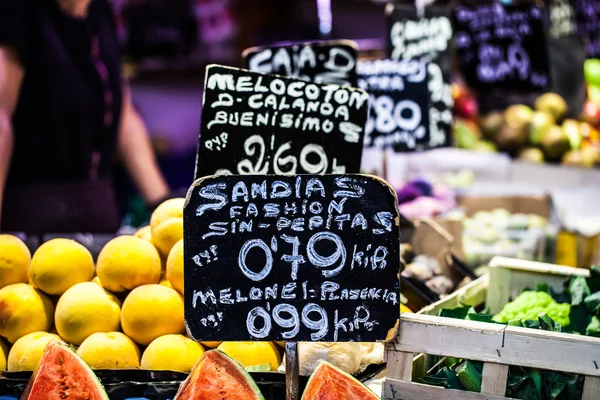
(301, 361), (380, 400)
(174, 350), (265, 400)
(21, 341), (109, 400)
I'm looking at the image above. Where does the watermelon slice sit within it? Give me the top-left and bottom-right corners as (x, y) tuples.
(301, 361), (380, 400)
(21, 341), (109, 400)
(174, 350), (265, 400)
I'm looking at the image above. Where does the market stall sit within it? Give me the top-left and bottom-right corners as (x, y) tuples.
(2, 0), (600, 399)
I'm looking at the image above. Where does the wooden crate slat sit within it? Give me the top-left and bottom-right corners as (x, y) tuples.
(488, 257), (589, 277)
(386, 350), (413, 381)
(392, 314), (600, 377)
(583, 376), (600, 400)
(384, 378), (514, 400)
(419, 274), (488, 316)
(481, 363), (509, 396)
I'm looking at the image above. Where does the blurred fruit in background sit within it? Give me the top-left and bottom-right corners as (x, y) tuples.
(453, 85), (600, 168)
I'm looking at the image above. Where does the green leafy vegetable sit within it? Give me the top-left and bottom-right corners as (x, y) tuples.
(455, 360), (482, 392)
(588, 265), (600, 294)
(538, 313), (561, 332)
(542, 371), (569, 399)
(569, 276), (590, 306)
(438, 305), (473, 320)
(585, 316), (600, 337)
(528, 368), (543, 399)
(567, 305), (591, 335)
(584, 291), (600, 314)
(493, 291), (571, 327)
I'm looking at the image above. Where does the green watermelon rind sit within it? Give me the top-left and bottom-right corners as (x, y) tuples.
(214, 350), (266, 400)
(25, 340), (109, 400)
(301, 360), (380, 400)
(175, 349), (265, 400)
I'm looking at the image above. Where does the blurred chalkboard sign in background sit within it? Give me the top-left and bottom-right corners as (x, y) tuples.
(358, 59), (432, 151)
(452, 1), (551, 92)
(385, 4), (454, 150)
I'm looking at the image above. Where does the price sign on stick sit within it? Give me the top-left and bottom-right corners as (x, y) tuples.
(183, 174), (401, 343)
(386, 4), (453, 150)
(453, 2), (551, 91)
(243, 40), (359, 87)
(194, 65), (369, 179)
(358, 59), (431, 151)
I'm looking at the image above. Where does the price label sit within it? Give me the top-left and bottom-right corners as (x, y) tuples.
(386, 4), (453, 151)
(358, 59), (433, 151)
(243, 40), (358, 87)
(453, 2), (551, 91)
(183, 174), (401, 342)
(574, 0), (600, 57)
(194, 65), (369, 179)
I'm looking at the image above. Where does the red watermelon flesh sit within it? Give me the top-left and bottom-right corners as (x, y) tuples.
(301, 361), (380, 400)
(21, 341), (108, 400)
(174, 350), (265, 400)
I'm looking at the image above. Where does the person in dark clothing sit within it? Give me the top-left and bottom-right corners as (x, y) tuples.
(0, 0), (169, 233)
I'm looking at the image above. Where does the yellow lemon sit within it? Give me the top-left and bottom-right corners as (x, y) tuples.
(141, 334), (204, 372)
(96, 236), (161, 293)
(30, 239), (94, 295)
(121, 284), (184, 345)
(133, 225), (153, 244)
(55, 282), (121, 345)
(217, 342), (282, 371)
(0, 339), (8, 370)
(77, 332), (140, 369)
(152, 218), (183, 259)
(158, 274), (173, 289)
(0, 235), (30, 289)
(401, 304), (414, 313)
(92, 276), (103, 286)
(0, 284), (54, 343)
(150, 198), (184, 257)
(7, 332), (63, 371)
(200, 342), (222, 348)
(166, 239), (183, 294)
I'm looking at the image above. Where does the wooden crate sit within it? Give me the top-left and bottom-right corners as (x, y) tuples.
(487, 257), (589, 314)
(384, 314), (600, 400)
(386, 257), (598, 399)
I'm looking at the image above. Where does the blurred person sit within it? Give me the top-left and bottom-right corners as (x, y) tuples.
(0, 0), (170, 233)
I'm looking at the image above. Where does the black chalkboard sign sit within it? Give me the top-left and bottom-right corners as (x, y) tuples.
(194, 66), (369, 180)
(574, 0), (600, 57)
(386, 4), (453, 151)
(358, 59), (433, 151)
(453, 2), (551, 91)
(546, 0), (577, 39)
(183, 174), (400, 342)
(243, 40), (359, 87)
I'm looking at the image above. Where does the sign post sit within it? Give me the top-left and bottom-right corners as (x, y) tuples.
(183, 174), (401, 399)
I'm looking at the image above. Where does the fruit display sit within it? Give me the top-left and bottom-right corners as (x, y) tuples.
(173, 350), (265, 400)
(454, 89), (600, 167)
(0, 199), (288, 376)
(22, 341), (109, 400)
(401, 247), (455, 297)
(421, 267), (600, 398)
(447, 208), (551, 269)
(301, 361), (380, 400)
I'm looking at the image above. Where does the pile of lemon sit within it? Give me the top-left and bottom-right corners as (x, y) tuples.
(0, 198), (281, 374)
